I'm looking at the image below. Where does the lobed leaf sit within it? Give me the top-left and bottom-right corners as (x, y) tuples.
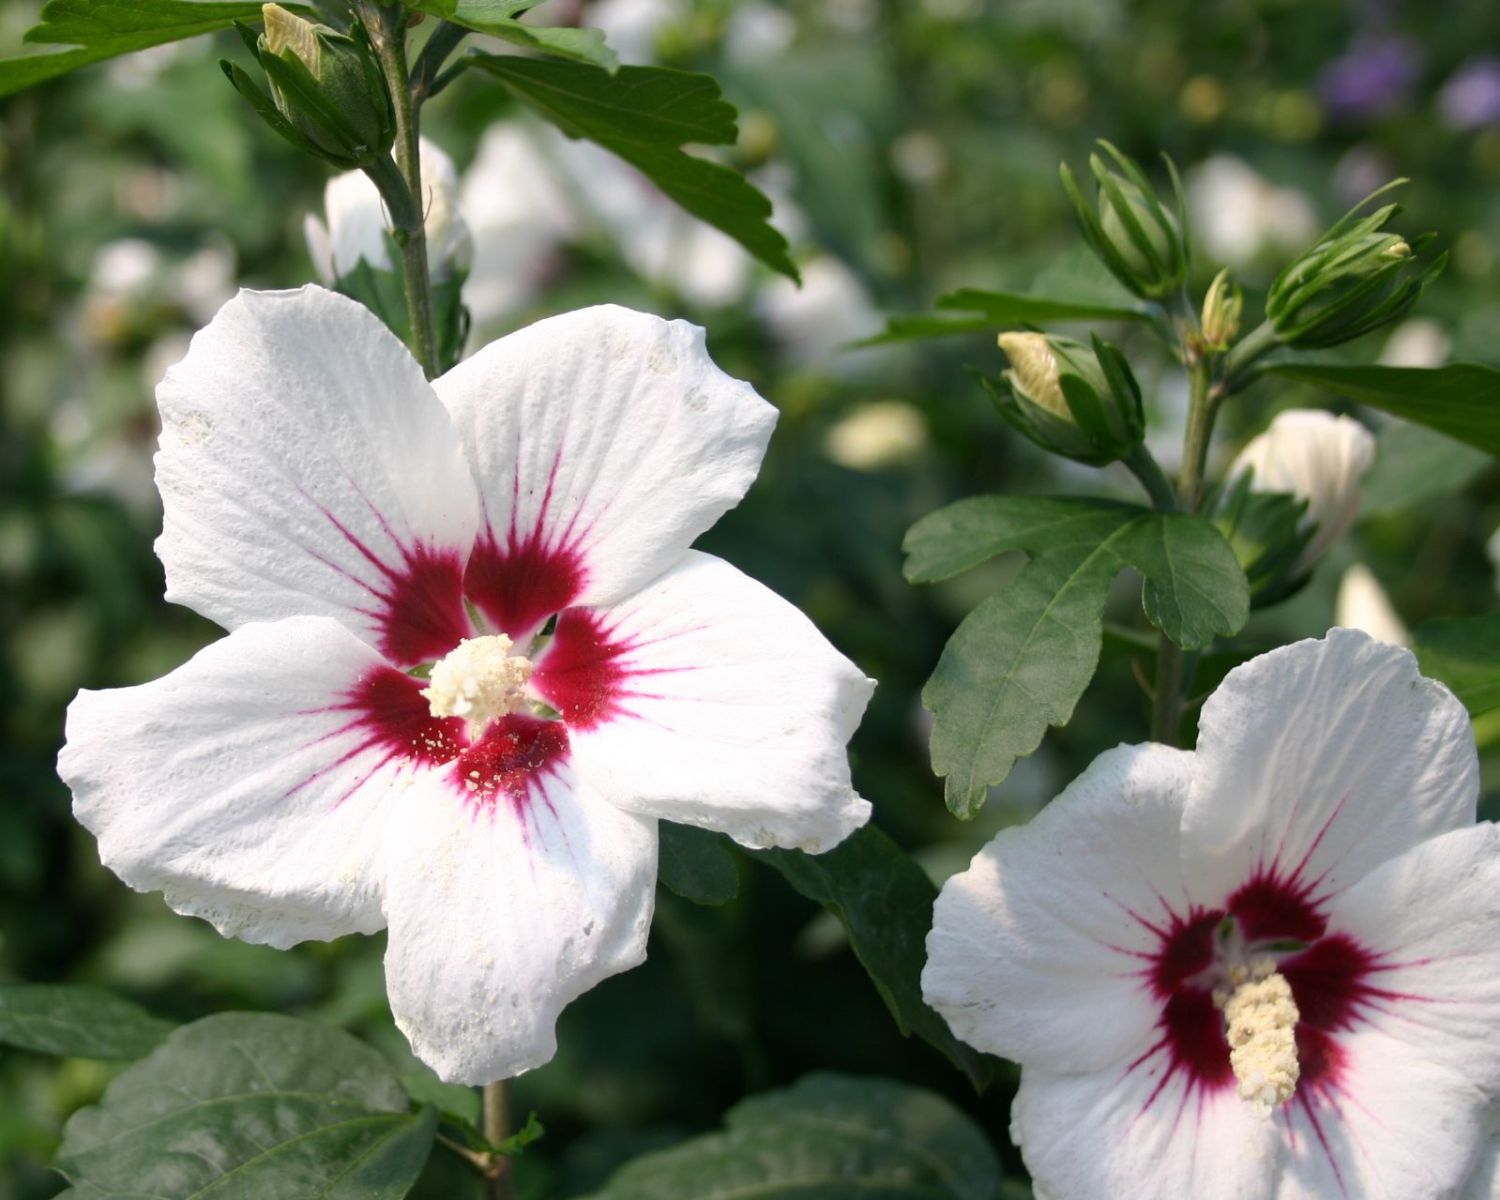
(657, 823), (740, 906)
(906, 496), (1247, 816)
(466, 56), (797, 280)
(585, 1072), (1003, 1199)
(753, 826), (995, 1090)
(0, 984), (175, 1060)
(54, 1012), (436, 1199)
(409, 0), (616, 70)
(1, 0), (294, 98)
(1269, 362), (1500, 459)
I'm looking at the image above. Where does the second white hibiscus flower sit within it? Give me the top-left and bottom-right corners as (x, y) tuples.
(58, 285), (874, 1084)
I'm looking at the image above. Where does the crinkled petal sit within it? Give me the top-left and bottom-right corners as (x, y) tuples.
(433, 306), (776, 640)
(1183, 629), (1476, 908)
(531, 551), (873, 852)
(58, 617), (457, 948)
(923, 743), (1196, 1074)
(1274, 1030), (1488, 1199)
(155, 286), (481, 666)
(382, 724), (657, 1084)
(1013, 1062), (1278, 1200)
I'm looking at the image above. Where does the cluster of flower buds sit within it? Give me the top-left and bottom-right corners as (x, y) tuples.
(1061, 141), (1190, 301)
(1265, 182), (1443, 349)
(222, 4), (395, 170)
(985, 331), (1145, 466)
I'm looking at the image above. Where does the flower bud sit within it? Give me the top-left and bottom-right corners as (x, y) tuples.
(986, 332), (1144, 465)
(1218, 410), (1376, 602)
(1265, 183), (1442, 348)
(223, 6), (395, 170)
(1061, 141), (1189, 300)
(1199, 268), (1243, 351)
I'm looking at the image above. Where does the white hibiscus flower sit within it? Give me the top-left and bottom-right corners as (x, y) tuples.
(924, 630), (1500, 1199)
(58, 285), (874, 1084)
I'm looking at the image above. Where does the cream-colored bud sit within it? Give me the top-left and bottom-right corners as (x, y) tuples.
(1384, 239), (1412, 259)
(262, 3), (320, 73)
(1200, 268), (1243, 350)
(998, 332), (1070, 420)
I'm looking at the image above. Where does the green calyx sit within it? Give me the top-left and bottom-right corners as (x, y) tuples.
(222, 4), (396, 169)
(1210, 471), (1315, 608)
(1266, 181), (1444, 349)
(1061, 141), (1189, 301)
(987, 331), (1145, 466)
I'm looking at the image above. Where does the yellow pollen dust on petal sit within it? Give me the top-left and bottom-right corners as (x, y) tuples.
(421, 634), (534, 735)
(1214, 956), (1300, 1119)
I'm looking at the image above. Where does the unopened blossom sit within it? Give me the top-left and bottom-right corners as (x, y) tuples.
(1228, 409), (1376, 574)
(1335, 562), (1409, 646)
(304, 137), (472, 283)
(925, 630), (1500, 1198)
(58, 286), (873, 1084)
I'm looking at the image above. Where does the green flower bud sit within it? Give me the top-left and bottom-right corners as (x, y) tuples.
(985, 332), (1144, 466)
(222, 6), (395, 170)
(1199, 268), (1243, 351)
(1061, 141), (1189, 301)
(1265, 182), (1443, 349)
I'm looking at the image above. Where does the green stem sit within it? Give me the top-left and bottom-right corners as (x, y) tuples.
(1224, 319), (1279, 383)
(411, 20), (468, 101)
(360, 1), (439, 379)
(483, 1081), (514, 1200)
(1123, 444), (1178, 513)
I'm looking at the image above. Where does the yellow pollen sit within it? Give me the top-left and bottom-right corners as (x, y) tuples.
(421, 634), (533, 735)
(1215, 956), (1300, 1119)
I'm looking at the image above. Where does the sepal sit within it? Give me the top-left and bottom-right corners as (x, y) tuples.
(1211, 471), (1315, 607)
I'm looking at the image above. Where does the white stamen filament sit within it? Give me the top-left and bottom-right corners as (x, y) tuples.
(422, 634), (533, 735)
(1215, 956), (1300, 1119)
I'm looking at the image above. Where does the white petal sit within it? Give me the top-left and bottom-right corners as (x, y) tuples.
(382, 728), (657, 1083)
(1461, 1136), (1500, 1200)
(1183, 629), (1477, 909)
(320, 166), (396, 275)
(924, 743), (1196, 1074)
(433, 306), (776, 638)
(58, 617), (458, 948)
(530, 551), (872, 852)
(1272, 1031), (1487, 1199)
(1013, 1063), (1279, 1200)
(1315, 823), (1500, 1095)
(155, 286), (481, 666)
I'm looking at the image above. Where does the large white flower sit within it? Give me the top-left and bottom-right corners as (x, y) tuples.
(58, 285), (873, 1083)
(924, 630), (1500, 1199)
(1228, 409), (1376, 574)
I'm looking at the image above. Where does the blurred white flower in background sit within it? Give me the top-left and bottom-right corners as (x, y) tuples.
(1378, 317), (1452, 368)
(1186, 155), (1318, 271)
(824, 400), (929, 470)
(1335, 562), (1409, 646)
(305, 137), (472, 283)
(1228, 409), (1376, 573)
(756, 256), (880, 366)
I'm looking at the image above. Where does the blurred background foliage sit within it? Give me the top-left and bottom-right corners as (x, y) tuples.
(4, 0), (1500, 1194)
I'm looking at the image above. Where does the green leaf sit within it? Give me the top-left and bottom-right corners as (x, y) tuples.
(937, 287), (1151, 324)
(1415, 615), (1500, 716)
(54, 1012), (437, 1199)
(466, 56), (797, 281)
(657, 823), (740, 906)
(0, 984), (174, 1060)
(411, 1), (616, 69)
(906, 497), (1247, 817)
(1362, 420), (1493, 515)
(586, 1072), (1003, 1200)
(1, 0), (286, 99)
(753, 826), (995, 1090)
(1268, 362), (1500, 459)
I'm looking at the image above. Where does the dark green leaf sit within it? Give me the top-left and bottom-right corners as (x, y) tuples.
(1, 0), (288, 98)
(753, 826), (995, 1090)
(0, 984), (174, 1060)
(1415, 615), (1500, 715)
(586, 1072), (1003, 1200)
(657, 823), (740, 906)
(906, 497), (1247, 816)
(1362, 420), (1492, 515)
(858, 314), (1001, 345)
(55, 1012), (437, 1199)
(1269, 363), (1500, 459)
(937, 287), (1150, 324)
(410, 1), (616, 69)
(466, 56), (797, 280)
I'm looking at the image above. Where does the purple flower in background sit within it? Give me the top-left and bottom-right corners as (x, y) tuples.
(1439, 56), (1500, 129)
(1319, 35), (1422, 121)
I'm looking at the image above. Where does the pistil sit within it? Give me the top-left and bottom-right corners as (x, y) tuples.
(422, 634), (534, 736)
(1215, 955), (1300, 1118)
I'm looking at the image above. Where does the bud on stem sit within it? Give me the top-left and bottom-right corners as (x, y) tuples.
(1061, 141), (1190, 301)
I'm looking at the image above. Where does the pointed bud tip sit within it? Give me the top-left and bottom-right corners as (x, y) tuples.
(262, 2), (319, 70)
